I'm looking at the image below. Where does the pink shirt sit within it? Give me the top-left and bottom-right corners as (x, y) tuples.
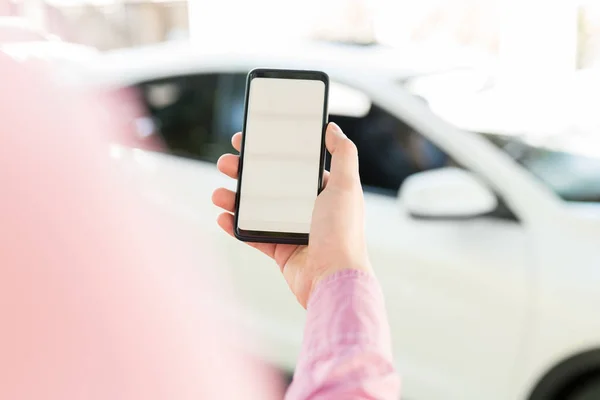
(288, 269), (401, 399)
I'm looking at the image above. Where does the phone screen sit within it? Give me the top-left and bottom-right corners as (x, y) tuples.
(237, 74), (327, 236)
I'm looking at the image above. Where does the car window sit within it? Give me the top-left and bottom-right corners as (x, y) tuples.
(137, 73), (238, 163)
(329, 102), (451, 196)
(136, 73), (449, 190)
(133, 72), (514, 219)
(134, 73), (380, 165)
(483, 132), (600, 203)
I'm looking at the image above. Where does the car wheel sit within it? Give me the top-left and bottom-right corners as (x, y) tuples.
(567, 376), (600, 400)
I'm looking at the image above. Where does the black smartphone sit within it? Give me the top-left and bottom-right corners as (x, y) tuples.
(233, 68), (329, 245)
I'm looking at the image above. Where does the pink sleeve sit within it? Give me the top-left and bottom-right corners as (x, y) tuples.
(286, 270), (401, 400)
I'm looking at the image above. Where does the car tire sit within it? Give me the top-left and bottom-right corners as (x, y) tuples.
(566, 376), (600, 400)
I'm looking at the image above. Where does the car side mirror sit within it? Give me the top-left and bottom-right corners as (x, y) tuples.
(399, 167), (498, 219)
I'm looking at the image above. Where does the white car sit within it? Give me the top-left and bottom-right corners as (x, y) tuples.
(90, 41), (600, 400)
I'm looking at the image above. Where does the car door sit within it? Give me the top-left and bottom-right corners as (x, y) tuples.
(330, 91), (532, 400)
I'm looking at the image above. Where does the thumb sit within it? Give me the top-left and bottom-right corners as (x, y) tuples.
(325, 122), (360, 190)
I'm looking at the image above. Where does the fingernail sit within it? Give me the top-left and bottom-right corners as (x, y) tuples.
(328, 122), (346, 137)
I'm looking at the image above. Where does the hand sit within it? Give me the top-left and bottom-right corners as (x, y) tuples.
(212, 123), (372, 308)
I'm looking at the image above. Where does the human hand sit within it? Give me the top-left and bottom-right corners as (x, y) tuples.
(212, 122), (372, 308)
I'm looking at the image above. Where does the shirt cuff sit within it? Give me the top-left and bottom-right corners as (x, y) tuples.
(301, 268), (393, 361)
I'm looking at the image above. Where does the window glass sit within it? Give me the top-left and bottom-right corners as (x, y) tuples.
(137, 73), (451, 191)
(483, 132), (600, 203)
(132, 72), (516, 219)
(139, 73), (222, 162)
(329, 104), (450, 195)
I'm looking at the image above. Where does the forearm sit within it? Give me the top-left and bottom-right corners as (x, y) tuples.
(286, 269), (400, 400)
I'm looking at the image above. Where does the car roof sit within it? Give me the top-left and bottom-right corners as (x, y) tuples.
(91, 39), (484, 86)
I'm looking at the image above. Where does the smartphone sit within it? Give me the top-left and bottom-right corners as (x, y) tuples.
(234, 68), (329, 245)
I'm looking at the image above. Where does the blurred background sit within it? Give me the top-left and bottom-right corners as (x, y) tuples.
(7, 0), (600, 65)
(3, 1), (600, 399)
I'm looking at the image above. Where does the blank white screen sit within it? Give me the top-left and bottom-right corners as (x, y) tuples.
(238, 77), (325, 233)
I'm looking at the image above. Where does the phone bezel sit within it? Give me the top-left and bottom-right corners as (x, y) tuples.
(233, 68), (329, 245)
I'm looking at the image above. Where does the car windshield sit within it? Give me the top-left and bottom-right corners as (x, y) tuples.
(480, 132), (600, 203)
(407, 76), (600, 204)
